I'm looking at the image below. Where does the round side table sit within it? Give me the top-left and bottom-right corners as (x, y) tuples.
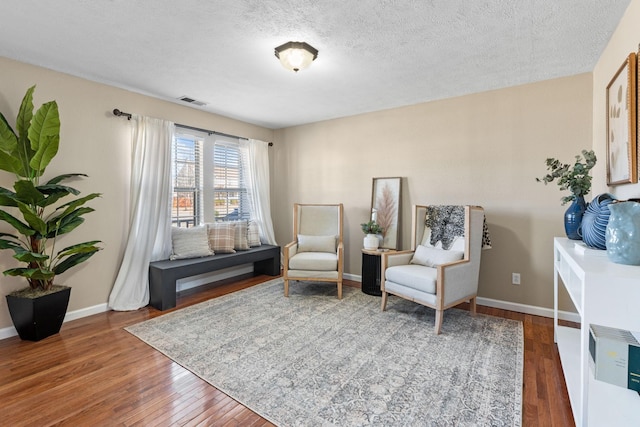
(361, 249), (396, 296)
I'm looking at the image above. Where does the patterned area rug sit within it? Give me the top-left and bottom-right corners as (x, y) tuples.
(126, 279), (523, 426)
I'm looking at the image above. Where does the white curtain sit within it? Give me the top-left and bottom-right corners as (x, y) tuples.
(108, 115), (174, 311)
(240, 139), (277, 245)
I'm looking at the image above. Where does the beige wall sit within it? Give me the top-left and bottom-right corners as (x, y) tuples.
(0, 57), (273, 330)
(7, 10), (628, 329)
(592, 0), (640, 200)
(273, 73), (593, 311)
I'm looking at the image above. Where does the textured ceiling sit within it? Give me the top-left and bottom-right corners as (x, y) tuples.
(0, 0), (632, 129)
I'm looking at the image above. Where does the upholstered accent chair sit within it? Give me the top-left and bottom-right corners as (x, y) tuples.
(381, 205), (485, 334)
(283, 203), (344, 299)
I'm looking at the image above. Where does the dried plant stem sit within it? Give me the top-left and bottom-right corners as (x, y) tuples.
(375, 184), (396, 237)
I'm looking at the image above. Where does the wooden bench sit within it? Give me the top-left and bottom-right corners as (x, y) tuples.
(149, 244), (280, 310)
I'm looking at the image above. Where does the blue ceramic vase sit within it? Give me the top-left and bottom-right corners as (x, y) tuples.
(564, 195), (587, 240)
(580, 193), (615, 249)
(606, 201), (640, 265)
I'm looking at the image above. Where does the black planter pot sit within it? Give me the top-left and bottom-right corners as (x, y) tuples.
(6, 286), (71, 341)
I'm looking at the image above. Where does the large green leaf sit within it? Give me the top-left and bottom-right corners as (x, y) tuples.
(3, 268), (34, 277)
(54, 250), (99, 275)
(45, 173), (88, 186)
(48, 216), (84, 237)
(0, 187), (19, 207)
(56, 192), (100, 214)
(16, 201), (46, 235)
(16, 86), (37, 178)
(14, 179), (45, 206)
(56, 240), (101, 259)
(0, 210), (35, 236)
(0, 112), (18, 153)
(56, 193), (100, 222)
(48, 206), (94, 229)
(0, 151), (22, 176)
(28, 101), (59, 176)
(35, 182), (80, 208)
(13, 250), (49, 263)
(0, 113), (21, 175)
(3, 267), (54, 280)
(0, 237), (23, 251)
(30, 134), (60, 177)
(16, 86), (35, 143)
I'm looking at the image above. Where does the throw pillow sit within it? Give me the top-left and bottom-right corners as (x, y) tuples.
(206, 223), (236, 254)
(228, 220), (250, 250)
(170, 225), (213, 260)
(410, 244), (464, 267)
(247, 220), (261, 247)
(297, 234), (336, 253)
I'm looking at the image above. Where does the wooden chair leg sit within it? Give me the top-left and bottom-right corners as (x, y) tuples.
(337, 281), (343, 299)
(381, 292), (388, 311)
(435, 310), (444, 335)
(469, 297), (477, 316)
(284, 279), (289, 297)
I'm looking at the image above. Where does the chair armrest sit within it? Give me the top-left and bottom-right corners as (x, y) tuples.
(383, 250), (414, 268)
(284, 241), (298, 258)
(283, 241), (298, 274)
(337, 241), (344, 275)
(380, 250), (414, 291)
(437, 259), (478, 305)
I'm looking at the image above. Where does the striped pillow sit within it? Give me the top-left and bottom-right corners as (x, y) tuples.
(170, 226), (213, 260)
(228, 220), (250, 250)
(248, 220), (261, 247)
(206, 223), (236, 254)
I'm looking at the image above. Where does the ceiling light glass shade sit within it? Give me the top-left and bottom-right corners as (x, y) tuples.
(274, 41), (318, 72)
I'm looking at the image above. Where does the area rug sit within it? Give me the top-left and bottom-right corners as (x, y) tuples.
(126, 279), (523, 426)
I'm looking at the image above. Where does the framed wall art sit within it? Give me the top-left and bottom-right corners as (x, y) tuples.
(370, 177), (402, 249)
(606, 52), (637, 185)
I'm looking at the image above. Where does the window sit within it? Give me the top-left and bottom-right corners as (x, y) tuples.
(171, 135), (202, 227)
(213, 140), (250, 221)
(171, 132), (250, 227)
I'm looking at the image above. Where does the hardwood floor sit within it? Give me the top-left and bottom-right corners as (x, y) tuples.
(0, 275), (574, 426)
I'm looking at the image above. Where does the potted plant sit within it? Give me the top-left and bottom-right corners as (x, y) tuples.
(361, 220), (384, 250)
(0, 85), (101, 341)
(536, 149), (596, 240)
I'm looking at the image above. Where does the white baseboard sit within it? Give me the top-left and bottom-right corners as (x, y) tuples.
(1, 264), (257, 341)
(2, 274), (579, 341)
(344, 273), (361, 282)
(0, 326), (18, 340)
(347, 274), (580, 323)
(476, 296), (580, 323)
(0, 302), (110, 341)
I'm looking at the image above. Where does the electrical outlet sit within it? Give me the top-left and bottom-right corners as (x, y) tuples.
(512, 273), (521, 285)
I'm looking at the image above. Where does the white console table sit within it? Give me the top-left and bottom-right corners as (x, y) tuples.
(554, 237), (640, 426)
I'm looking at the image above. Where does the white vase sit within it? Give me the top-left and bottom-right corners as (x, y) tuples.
(364, 234), (379, 250)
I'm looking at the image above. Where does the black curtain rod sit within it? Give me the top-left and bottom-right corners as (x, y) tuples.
(112, 108), (273, 146)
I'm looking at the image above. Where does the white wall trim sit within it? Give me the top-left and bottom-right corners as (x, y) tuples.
(2, 274), (579, 341)
(0, 302), (110, 341)
(344, 273), (361, 282)
(349, 274), (580, 323)
(476, 296), (580, 323)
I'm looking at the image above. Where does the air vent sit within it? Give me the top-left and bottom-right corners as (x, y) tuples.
(178, 96), (207, 107)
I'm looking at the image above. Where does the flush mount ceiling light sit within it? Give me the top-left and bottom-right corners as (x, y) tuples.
(274, 41), (318, 72)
